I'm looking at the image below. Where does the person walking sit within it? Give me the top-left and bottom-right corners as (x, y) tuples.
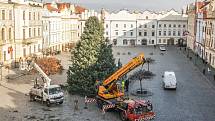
(125, 79), (129, 92)
(121, 80), (125, 93)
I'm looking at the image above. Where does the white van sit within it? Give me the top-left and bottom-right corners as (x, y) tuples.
(162, 71), (177, 89)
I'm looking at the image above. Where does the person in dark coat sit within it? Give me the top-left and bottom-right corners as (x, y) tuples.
(125, 79), (129, 92)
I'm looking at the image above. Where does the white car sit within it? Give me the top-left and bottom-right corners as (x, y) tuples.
(162, 71), (177, 89)
(159, 45), (166, 51)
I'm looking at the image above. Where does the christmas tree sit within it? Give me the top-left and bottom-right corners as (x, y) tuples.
(67, 17), (116, 96)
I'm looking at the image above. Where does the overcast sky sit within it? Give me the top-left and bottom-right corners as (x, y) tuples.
(54, 0), (196, 12)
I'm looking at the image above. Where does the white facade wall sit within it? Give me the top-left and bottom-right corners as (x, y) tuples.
(14, 1), (43, 59)
(196, 12), (205, 58)
(42, 3), (79, 52)
(104, 9), (188, 46)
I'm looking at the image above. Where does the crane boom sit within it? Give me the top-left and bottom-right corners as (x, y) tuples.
(31, 62), (51, 87)
(98, 53), (145, 99)
(103, 53), (145, 86)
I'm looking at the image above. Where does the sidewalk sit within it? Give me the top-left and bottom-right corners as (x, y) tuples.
(178, 47), (215, 86)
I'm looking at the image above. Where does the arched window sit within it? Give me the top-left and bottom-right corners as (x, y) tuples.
(123, 39), (128, 45)
(2, 28), (5, 42)
(113, 39), (117, 45)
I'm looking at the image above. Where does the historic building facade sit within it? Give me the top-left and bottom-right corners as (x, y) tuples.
(103, 9), (187, 46)
(43, 2), (79, 53)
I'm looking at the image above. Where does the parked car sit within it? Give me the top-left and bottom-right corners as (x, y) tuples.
(159, 45), (166, 51)
(162, 71), (177, 89)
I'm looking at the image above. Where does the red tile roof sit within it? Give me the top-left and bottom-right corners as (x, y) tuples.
(75, 5), (87, 14)
(44, 2), (71, 13)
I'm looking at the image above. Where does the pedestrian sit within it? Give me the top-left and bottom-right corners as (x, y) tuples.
(203, 68), (206, 75)
(125, 79), (129, 92)
(121, 80), (125, 93)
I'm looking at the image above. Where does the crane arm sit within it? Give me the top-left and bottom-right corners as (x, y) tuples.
(102, 53), (145, 87)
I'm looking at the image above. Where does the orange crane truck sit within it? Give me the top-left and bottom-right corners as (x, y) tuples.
(96, 53), (155, 121)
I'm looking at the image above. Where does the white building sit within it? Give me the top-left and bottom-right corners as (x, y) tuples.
(103, 9), (188, 46)
(43, 2), (79, 53)
(196, 12), (206, 58)
(14, 1), (43, 59)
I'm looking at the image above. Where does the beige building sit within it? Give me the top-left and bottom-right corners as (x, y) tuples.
(0, 1), (15, 64)
(187, 3), (196, 51)
(203, 0), (215, 67)
(43, 2), (79, 53)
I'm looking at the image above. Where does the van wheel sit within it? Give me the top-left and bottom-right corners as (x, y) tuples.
(46, 100), (51, 107)
(59, 101), (63, 104)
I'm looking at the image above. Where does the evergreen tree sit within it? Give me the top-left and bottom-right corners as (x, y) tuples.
(67, 17), (116, 96)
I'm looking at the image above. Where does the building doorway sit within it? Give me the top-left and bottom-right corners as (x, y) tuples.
(141, 39), (147, 45)
(167, 38), (174, 45)
(130, 39), (135, 46)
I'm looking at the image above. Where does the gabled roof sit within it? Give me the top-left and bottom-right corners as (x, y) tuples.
(75, 5), (87, 14)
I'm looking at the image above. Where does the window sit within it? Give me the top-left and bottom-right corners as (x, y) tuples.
(152, 40), (154, 44)
(38, 13), (40, 20)
(130, 32), (133, 36)
(183, 25), (186, 28)
(146, 16), (148, 19)
(29, 28), (31, 37)
(178, 31), (181, 36)
(159, 24), (162, 28)
(144, 25), (147, 28)
(173, 31), (176, 36)
(163, 31), (166, 36)
(29, 12), (31, 20)
(113, 39), (117, 45)
(23, 29), (25, 39)
(164, 24), (166, 27)
(144, 32), (147, 36)
(9, 10), (12, 20)
(34, 45), (36, 52)
(168, 31), (171, 36)
(34, 28), (36, 37)
(38, 28), (40, 36)
(2, 10), (5, 20)
(23, 11), (25, 20)
(139, 32), (142, 36)
(4, 51), (6, 61)
(173, 24), (176, 27)
(23, 48), (26, 57)
(116, 24), (118, 28)
(38, 44), (40, 51)
(2, 28), (5, 42)
(159, 39), (161, 43)
(178, 24), (181, 27)
(106, 24), (108, 28)
(169, 24), (171, 28)
(33, 12), (35, 20)
(152, 32), (155, 36)
(123, 39), (128, 45)
(159, 31), (161, 36)
(115, 32), (118, 35)
(9, 28), (12, 40)
(152, 25), (155, 28)
(106, 32), (108, 35)
(124, 32), (126, 36)
(124, 24), (126, 28)
(131, 24), (133, 28)
(29, 46), (31, 54)
(163, 39), (166, 43)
